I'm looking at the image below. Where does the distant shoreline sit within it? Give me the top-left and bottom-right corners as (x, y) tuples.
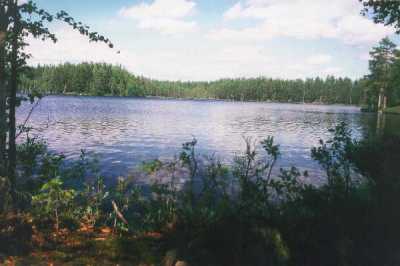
(384, 106), (400, 115)
(34, 92), (362, 108)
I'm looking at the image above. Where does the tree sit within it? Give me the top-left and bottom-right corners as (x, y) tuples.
(360, 1), (400, 33)
(367, 37), (398, 110)
(360, 0), (400, 109)
(0, 1), (8, 177)
(0, 0), (113, 201)
(387, 49), (400, 106)
(21, 62), (364, 105)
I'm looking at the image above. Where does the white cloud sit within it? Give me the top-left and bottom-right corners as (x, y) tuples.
(24, 1), (375, 81)
(25, 25), (139, 70)
(24, 25), (361, 81)
(212, 0), (394, 44)
(359, 52), (370, 61)
(335, 15), (392, 44)
(119, 0), (197, 35)
(321, 67), (343, 76)
(223, 3), (245, 21)
(306, 54), (332, 65)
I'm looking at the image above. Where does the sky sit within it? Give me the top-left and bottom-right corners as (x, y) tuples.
(25, 0), (398, 81)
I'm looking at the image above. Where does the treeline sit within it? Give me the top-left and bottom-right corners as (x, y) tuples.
(363, 37), (400, 110)
(21, 62), (364, 104)
(21, 63), (146, 97)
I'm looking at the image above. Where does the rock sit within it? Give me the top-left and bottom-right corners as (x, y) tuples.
(175, 261), (189, 266)
(163, 249), (177, 266)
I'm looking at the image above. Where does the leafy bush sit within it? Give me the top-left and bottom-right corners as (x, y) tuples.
(32, 178), (76, 232)
(17, 135), (46, 178)
(3, 123), (400, 265)
(141, 159), (163, 174)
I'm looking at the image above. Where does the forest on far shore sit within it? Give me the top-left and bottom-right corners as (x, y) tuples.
(20, 37), (400, 110)
(21, 63), (363, 104)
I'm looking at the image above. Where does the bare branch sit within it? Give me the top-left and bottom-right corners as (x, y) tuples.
(111, 200), (128, 225)
(15, 98), (40, 139)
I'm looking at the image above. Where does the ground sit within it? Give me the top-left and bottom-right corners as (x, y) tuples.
(0, 215), (165, 266)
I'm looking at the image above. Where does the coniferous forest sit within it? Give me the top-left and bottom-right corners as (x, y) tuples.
(20, 35), (400, 109)
(21, 63), (363, 104)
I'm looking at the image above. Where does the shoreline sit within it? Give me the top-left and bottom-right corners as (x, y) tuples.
(384, 106), (400, 115)
(33, 93), (362, 108)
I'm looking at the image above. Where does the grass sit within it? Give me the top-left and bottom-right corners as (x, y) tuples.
(384, 105), (400, 114)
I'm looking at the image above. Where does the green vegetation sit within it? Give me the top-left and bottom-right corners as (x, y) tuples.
(384, 105), (400, 114)
(141, 159), (164, 174)
(21, 63), (364, 104)
(18, 36), (400, 110)
(361, 37), (400, 111)
(361, 0), (400, 33)
(1, 124), (400, 265)
(1, 1), (400, 265)
(12, 2), (400, 110)
(360, 0), (400, 109)
(0, 0), (113, 205)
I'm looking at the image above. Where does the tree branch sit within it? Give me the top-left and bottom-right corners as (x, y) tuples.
(15, 98), (40, 139)
(111, 200), (128, 225)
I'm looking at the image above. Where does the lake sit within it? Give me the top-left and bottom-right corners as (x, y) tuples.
(16, 96), (400, 181)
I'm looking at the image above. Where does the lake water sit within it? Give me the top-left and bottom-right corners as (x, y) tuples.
(16, 96), (400, 181)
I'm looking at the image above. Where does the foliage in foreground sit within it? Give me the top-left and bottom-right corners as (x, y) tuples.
(1, 123), (400, 266)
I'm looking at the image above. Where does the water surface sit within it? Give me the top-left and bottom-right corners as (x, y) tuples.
(17, 96), (400, 181)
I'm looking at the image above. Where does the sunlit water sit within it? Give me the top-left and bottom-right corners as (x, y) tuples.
(16, 96), (400, 182)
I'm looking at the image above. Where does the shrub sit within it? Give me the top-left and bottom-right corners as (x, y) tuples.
(32, 178), (76, 232)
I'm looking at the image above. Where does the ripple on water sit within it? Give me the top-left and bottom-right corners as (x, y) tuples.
(16, 96), (398, 181)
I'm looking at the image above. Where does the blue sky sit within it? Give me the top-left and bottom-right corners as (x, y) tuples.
(26, 0), (398, 81)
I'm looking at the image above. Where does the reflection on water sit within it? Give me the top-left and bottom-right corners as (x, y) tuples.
(16, 96), (400, 180)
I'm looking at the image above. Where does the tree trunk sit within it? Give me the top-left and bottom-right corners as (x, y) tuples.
(8, 0), (19, 188)
(55, 208), (59, 233)
(0, 1), (8, 177)
(349, 85), (352, 105)
(378, 93), (382, 110)
(378, 87), (385, 111)
(383, 95), (388, 109)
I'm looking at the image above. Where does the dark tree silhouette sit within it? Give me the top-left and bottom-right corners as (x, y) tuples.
(0, 0), (113, 201)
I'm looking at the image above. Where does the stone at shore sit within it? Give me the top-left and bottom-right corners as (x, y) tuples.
(163, 249), (177, 266)
(175, 261), (189, 266)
